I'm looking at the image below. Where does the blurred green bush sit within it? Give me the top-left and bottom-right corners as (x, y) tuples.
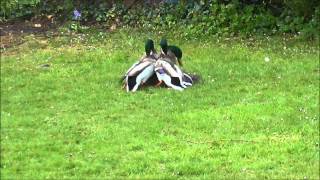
(1, 0), (319, 39)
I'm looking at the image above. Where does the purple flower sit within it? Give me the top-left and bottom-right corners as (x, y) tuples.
(73, 9), (81, 20)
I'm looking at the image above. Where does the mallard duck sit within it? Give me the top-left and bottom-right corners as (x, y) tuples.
(123, 39), (158, 92)
(160, 38), (194, 84)
(152, 38), (189, 90)
(145, 39), (158, 59)
(159, 38), (183, 66)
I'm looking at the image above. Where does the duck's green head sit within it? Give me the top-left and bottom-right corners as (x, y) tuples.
(160, 38), (168, 54)
(145, 39), (155, 56)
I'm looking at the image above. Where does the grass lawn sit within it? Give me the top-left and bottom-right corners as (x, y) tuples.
(1, 29), (319, 179)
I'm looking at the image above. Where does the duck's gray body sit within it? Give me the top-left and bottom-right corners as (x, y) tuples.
(154, 57), (193, 91)
(123, 52), (159, 92)
(155, 39), (193, 91)
(122, 38), (196, 92)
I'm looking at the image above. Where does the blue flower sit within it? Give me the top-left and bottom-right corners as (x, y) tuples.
(73, 9), (81, 20)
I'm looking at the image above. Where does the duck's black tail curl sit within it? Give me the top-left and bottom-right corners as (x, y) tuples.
(183, 71), (200, 84)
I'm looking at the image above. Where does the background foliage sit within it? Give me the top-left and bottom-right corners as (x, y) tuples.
(1, 0), (319, 39)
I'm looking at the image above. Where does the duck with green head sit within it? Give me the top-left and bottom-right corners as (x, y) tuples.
(153, 38), (193, 91)
(122, 39), (159, 92)
(159, 38), (183, 66)
(145, 39), (157, 58)
(160, 38), (196, 85)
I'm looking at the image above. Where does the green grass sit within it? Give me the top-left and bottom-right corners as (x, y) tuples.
(1, 30), (319, 179)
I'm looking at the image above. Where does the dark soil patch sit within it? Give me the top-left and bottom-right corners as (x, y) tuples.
(0, 17), (58, 49)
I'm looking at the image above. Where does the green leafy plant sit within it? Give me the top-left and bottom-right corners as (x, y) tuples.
(1, 0), (319, 40)
(1, 0), (40, 20)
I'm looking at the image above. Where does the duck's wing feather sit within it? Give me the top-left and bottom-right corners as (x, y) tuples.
(123, 56), (157, 92)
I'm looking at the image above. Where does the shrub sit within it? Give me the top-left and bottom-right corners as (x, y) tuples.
(0, 0), (40, 21)
(1, 0), (319, 40)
